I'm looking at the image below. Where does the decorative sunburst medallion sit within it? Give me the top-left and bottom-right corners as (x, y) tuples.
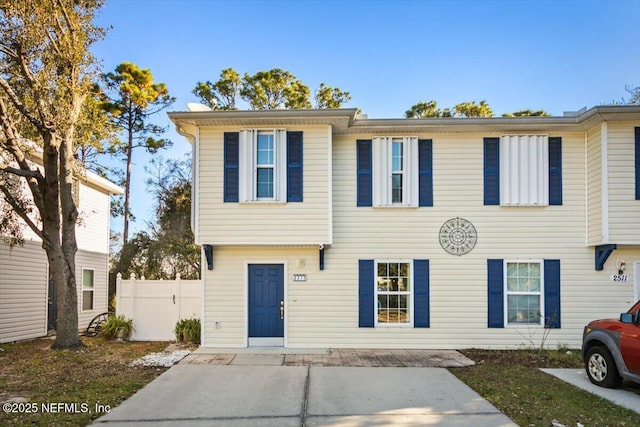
(439, 217), (477, 256)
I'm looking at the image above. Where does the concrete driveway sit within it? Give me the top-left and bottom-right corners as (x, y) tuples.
(93, 353), (516, 427)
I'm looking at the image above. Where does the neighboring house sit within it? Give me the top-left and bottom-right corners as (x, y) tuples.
(169, 105), (640, 349)
(0, 168), (123, 343)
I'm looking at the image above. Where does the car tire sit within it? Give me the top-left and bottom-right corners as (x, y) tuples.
(585, 346), (623, 388)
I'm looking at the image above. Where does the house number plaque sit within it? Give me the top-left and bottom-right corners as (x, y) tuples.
(439, 217), (477, 256)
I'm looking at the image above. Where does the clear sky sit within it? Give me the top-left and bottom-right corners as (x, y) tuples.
(92, 0), (640, 235)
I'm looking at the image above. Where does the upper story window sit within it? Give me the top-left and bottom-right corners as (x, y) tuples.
(256, 131), (275, 199)
(484, 135), (562, 206)
(391, 140), (404, 204)
(357, 138), (433, 208)
(501, 135), (549, 206)
(222, 130), (303, 204)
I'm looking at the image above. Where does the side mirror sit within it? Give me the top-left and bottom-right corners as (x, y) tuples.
(620, 313), (633, 324)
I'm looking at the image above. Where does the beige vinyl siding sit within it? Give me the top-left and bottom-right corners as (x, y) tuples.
(202, 132), (638, 349)
(606, 122), (640, 244)
(197, 126), (330, 245)
(75, 250), (109, 330)
(586, 125), (603, 245)
(76, 182), (111, 254)
(0, 240), (48, 343)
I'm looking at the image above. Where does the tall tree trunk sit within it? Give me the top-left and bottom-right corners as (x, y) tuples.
(122, 118), (133, 246)
(41, 134), (81, 349)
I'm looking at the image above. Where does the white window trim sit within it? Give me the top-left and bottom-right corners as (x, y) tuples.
(372, 137), (419, 207)
(239, 129), (287, 203)
(500, 135), (549, 206)
(374, 259), (414, 328)
(81, 267), (95, 312)
(503, 259), (545, 327)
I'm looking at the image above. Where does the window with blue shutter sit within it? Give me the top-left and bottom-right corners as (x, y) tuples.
(413, 259), (430, 328)
(635, 127), (640, 200)
(418, 140), (433, 207)
(544, 259), (561, 328)
(549, 137), (563, 205)
(487, 259), (504, 328)
(357, 140), (373, 207)
(287, 131), (303, 202)
(483, 138), (500, 205)
(358, 260), (375, 327)
(224, 132), (239, 202)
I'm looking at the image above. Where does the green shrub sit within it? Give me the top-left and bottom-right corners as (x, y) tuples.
(99, 315), (134, 340)
(175, 318), (201, 344)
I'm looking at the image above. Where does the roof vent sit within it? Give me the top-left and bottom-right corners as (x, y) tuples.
(355, 113), (368, 120)
(187, 103), (212, 112)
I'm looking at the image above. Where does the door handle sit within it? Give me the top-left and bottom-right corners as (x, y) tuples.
(280, 301), (284, 320)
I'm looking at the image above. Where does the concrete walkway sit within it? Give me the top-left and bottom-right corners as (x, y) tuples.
(542, 368), (640, 415)
(93, 351), (516, 427)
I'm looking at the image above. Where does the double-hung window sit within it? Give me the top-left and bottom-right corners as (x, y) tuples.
(357, 138), (432, 207)
(505, 261), (543, 325)
(376, 261), (412, 325)
(82, 268), (94, 311)
(391, 140), (404, 203)
(224, 130), (303, 203)
(487, 258), (561, 329)
(256, 131), (275, 199)
(359, 259), (430, 328)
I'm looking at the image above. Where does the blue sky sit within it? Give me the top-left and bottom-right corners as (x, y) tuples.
(92, 0), (640, 235)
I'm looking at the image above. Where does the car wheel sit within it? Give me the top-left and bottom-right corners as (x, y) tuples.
(585, 346), (623, 388)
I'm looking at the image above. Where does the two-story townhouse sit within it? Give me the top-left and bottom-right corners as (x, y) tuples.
(0, 169), (123, 343)
(169, 105), (640, 349)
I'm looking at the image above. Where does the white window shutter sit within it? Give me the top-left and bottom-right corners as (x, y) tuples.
(372, 137), (389, 206)
(239, 129), (255, 202)
(275, 129), (287, 202)
(500, 135), (549, 206)
(405, 137), (419, 207)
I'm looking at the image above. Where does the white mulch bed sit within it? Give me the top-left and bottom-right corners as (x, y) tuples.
(130, 349), (191, 367)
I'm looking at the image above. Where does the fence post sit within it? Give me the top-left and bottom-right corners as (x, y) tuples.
(175, 273), (182, 323)
(115, 273), (122, 316)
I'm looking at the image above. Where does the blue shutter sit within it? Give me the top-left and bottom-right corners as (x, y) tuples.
(418, 140), (433, 207)
(223, 132), (239, 203)
(356, 140), (372, 207)
(635, 127), (640, 200)
(413, 259), (430, 328)
(487, 259), (504, 328)
(358, 260), (374, 327)
(549, 137), (563, 205)
(484, 138), (500, 205)
(287, 131), (303, 202)
(544, 260), (561, 328)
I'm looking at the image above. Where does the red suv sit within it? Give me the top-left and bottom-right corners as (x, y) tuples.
(582, 300), (640, 388)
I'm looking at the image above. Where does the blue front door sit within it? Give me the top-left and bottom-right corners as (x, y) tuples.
(248, 264), (284, 341)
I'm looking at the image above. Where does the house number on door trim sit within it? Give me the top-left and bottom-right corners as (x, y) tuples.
(439, 217), (477, 256)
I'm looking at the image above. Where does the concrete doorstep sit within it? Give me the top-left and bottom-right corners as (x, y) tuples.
(93, 365), (516, 427)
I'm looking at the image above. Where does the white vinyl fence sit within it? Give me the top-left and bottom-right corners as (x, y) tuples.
(116, 273), (202, 341)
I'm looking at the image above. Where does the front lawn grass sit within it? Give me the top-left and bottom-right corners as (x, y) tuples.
(0, 337), (169, 426)
(451, 349), (640, 427)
